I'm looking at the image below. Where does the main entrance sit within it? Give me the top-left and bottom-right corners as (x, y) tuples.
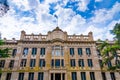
(51, 73), (65, 80)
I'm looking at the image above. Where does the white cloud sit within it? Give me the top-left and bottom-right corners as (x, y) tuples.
(95, 0), (103, 2)
(91, 2), (120, 23)
(77, 0), (90, 12)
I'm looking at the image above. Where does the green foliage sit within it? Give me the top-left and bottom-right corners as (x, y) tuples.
(99, 23), (120, 71)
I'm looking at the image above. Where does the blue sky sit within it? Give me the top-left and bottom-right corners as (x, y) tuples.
(0, 0), (120, 40)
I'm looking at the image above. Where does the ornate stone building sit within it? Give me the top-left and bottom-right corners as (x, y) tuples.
(0, 27), (120, 80)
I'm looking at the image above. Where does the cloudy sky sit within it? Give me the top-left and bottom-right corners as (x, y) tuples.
(0, 0), (120, 40)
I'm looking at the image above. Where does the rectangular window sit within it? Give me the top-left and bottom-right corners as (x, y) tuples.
(20, 59), (27, 67)
(97, 49), (101, 57)
(72, 72), (77, 80)
(107, 61), (112, 68)
(90, 72), (95, 80)
(23, 48), (28, 55)
(101, 72), (106, 80)
(70, 48), (74, 55)
(88, 59), (93, 67)
(52, 46), (64, 56)
(0, 60), (5, 68)
(78, 48), (82, 56)
(39, 59), (45, 67)
(55, 59), (60, 67)
(40, 48), (45, 55)
(9, 60), (14, 68)
(0, 73), (1, 80)
(28, 73), (34, 80)
(51, 59), (54, 67)
(86, 48), (91, 56)
(30, 59), (36, 67)
(110, 72), (116, 80)
(12, 49), (17, 57)
(32, 48), (37, 55)
(38, 72), (44, 80)
(99, 59), (103, 68)
(70, 59), (76, 67)
(18, 73), (24, 80)
(81, 72), (86, 80)
(61, 59), (64, 67)
(6, 73), (11, 80)
(78, 59), (84, 67)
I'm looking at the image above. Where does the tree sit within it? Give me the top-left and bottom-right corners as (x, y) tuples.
(99, 23), (120, 71)
(0, 39), (10, 73)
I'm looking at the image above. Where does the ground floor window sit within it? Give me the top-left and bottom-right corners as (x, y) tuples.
(101, 72), (106, 80)
(81, 72), (86, 80)
(38, 72), (44, 80)
(18, 73), (24, 80)
(110, 72), (116, 80)
(90, 72), (95, 80)
(6, 73), (11, 80)
(28, 72), (34, 80)
(72, 72), (77, 80)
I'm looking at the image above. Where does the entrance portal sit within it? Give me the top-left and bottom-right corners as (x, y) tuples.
(55, 73), (61, 80)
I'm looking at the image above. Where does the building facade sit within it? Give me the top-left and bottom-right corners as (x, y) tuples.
(0, 27), (120, 80)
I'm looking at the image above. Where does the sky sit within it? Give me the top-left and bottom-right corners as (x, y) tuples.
(0, 0), (120, 40)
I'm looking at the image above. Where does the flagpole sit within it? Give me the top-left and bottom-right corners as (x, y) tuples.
(54, 15), (58, 27)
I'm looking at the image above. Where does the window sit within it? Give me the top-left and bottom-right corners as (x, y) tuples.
(20, 59), (27, 67)
(70, 48), (74, 56)
(107, 61), (112, 68)
(6, 73), (11, 80)
(90, 72), (95, 80)
(0, 73), (1, 80)
(40, 48), (45, 55)
(87, 59), (93, 67)
(81, 72), (86, 80)
(12, 49), (17, 57)
(78, 48), (82, 56)
(78, 59), (84, 67)
(55, 59), (60, 67)
(23, 48), (28, 55)
(0, 60), (5, 68)
(51, 59), (64, 67)
(99, 59), (103, 68)
(61, 59), (64, 67)
(52, 46), (64, 56)
(110, 72), (116, 80)
(97, 49), (101, 57)
(30, 59), (36, 67)
(72, 72), (77, 80)
(28, 73), (34, 80)
(86, 48), (91, 56)
(38, 72), (44, 80)
(18, 73), (24, 80)
(9, 60), (14, 68)
(32, 48), (37, 55)
(70, 59), (76, 67)
(39, 59), (45, 67)
(101, 72), (106, 80)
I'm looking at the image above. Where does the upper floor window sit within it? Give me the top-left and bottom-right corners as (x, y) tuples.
(52, 46), (64, 56)
(72, 72), (77, 80)
(39, 59), (45, 67)
(20, 59), (27, 67)
(86, 48), (91, 56)
(51, 59), (64, 68)
(23, 48), (28, 56)
(0, 73), (1, 80)
(32, 48), (37, 56)
(0, 60), (5, 68)
(12, 49), (17, 57)
(107, 61), (112, 68)
(78, 59), (84, 67)
(70, 48), (74, 56)
(99, 59), (103, 68)
(30, 59), (36, 67)
(97, 49), (101, 57)
(70, 59), (76, 67)
(9, 60), (14, 68)
(101, 72), (106, 80)
(78, 48), (82, 56)
(87, 59), (93, 67)
(40, 48), (45, 56)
